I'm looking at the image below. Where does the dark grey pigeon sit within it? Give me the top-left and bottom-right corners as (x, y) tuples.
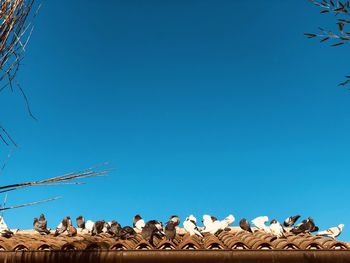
(165, 221), (176, 241)
(34, 214), (50, 235)
(239, 218), (253, 233)
(117, 226), (136, 240)
(92, 220), (107, 236)
(76, 216), (85, 229)
(283, 215), (300, 227)
(291, 217), (318, 234)
(108, 220), (121, 237)
(142, 220), (165, 246)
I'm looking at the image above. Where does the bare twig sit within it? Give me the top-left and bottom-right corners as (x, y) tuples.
(0, 163), (110, 193)
(0, 196), (62, 211)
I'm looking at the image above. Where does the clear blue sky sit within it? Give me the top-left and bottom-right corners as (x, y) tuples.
(0, 0), (349, 240)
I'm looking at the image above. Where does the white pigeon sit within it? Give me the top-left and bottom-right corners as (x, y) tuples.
(252, 216), (271, 233)
(269, 219), (285, 238)
(202, 215), (213, 229)
(0, 216), (9, 232)
(317, 224), (344, 239)
(134, 219), (145, 233)
(219, 214), (235, 230)
(202, 214), (235, 234)
(85, 220), (94, 233)
(183, 215), (203, 237)
(201, 218), (221, 235)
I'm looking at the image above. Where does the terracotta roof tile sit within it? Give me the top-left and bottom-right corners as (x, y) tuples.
(0, 230), (346, 251)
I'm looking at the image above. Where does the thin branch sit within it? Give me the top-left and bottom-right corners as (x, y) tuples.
(0, 125), (17, 147)
(0, 196), (62, 211)
(0, 163), (110, 193)
(307, 0), (350, 86)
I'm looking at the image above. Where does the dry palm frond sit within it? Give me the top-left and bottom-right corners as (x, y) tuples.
(0, 0), (38, 147)
(0, 163), (110, 193)
(0, 0), (37, 88)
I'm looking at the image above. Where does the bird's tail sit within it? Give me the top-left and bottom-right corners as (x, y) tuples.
(194, 229), (203, 237)
(316, 231), (328, 236)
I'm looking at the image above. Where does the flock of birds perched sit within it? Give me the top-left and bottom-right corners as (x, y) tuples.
(0, 214), (344, 245)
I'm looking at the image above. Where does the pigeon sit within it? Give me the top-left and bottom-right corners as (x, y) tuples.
(148, 220), (165, 234)
(202, 214), (214, 229)
(165, 221), (176, 241)
(85, 220), (94, 233)
(317, 224), (344, 239)
(251, 216), (270, 233)
(133, 214), (145, 233)
(169, 215), (180, 226)
(117, 226), (136, 240)
(108, 220), (122, 236)
(141, 220), (165, 246)
(0, 217), (13, 238)
(33, 214), (50, 235)
(239, 218), (253, 233)
(183, 215), (203, 237)
(92, 220), (108, 235)
(33, 218), (39, 229)
(76, 216), (85, 229)
(201, 215), (222, 235)
(291, 217), (318, 234)
(102, 222), (110, 233)
(308, 218), (319, 233)
(219, 214), (235, 230)
(38, 214), (48, 228)
(141, 222), (159, 245)
(54, 216), (69, 236)
(68, 225), (77, 237)
(269, 219), (285, 238)
(67, 217), (73, 227)
(283, 215), (300, 227)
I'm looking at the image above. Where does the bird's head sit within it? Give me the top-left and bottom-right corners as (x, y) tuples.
(188, 215), (196, 222)
(240, 218), (247, 223)
(339, 224), (345, 230)
(270, 219), (277, 224)
(134, 214), (142, 221)
(203, 215), (212, 221)
(170, 215), (180, 226)
(202, 215), (212, 224)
